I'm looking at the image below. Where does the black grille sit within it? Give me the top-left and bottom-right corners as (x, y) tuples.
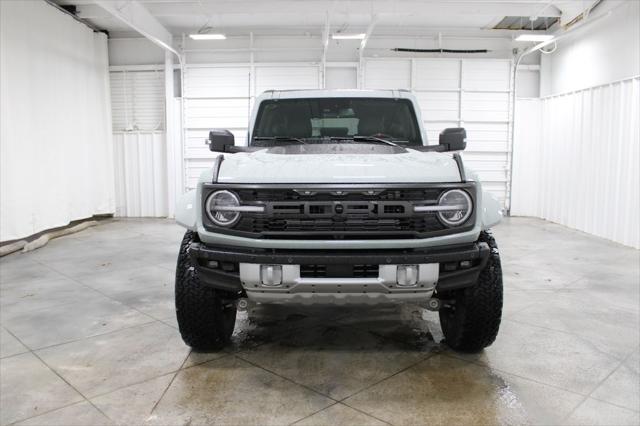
(301, 264), (379, 278)
(235, 215), (445, 238)
(236, 188), (442, 203)
(202, 184), (476, 240)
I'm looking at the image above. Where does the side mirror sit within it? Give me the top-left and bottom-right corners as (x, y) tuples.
(439, 128), (466, 151)
(208, 129), (235, 152)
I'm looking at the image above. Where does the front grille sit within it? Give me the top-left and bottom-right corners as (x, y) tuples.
(202, 184), (476, 240)
(236, 188), (442, 202)
(235, 215), (445, 238)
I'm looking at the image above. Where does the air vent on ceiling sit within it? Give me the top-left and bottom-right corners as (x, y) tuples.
(493, 16), (559, 30)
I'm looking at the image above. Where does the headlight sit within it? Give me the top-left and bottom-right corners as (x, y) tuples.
(437, 189), (472, 226)
(206, 190), (241, 227)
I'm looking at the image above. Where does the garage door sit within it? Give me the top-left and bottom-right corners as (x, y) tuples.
(183, 64), (320, 189)
(364, 58), (512, 207)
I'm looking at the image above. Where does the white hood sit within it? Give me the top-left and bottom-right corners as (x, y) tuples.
(216, 145), (462, 184)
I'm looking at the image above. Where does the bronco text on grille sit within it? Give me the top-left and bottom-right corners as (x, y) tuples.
(201, 183), (477, 239)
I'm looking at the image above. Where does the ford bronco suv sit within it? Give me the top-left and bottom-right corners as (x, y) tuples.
(175, 89), (503, 353)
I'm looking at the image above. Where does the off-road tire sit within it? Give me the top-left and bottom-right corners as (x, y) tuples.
(175, 231), (236, 350)
(438, 230), (503, 352)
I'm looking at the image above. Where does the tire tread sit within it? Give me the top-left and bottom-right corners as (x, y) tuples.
(175, 231), (235, 350)
(439, 230), (503, 352)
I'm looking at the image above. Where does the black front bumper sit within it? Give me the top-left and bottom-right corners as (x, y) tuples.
(189, 241), (490, 294)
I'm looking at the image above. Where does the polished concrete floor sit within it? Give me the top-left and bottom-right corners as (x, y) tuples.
(0, 217), (638, 426)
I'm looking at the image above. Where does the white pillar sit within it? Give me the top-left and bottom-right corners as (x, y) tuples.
(164, 51), (181, 217)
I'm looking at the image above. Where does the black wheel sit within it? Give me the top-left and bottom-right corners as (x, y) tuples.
(438, 230), (503, 352)
(175, 231), (236, 350)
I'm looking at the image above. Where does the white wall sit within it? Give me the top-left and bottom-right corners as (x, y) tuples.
(540, 1), (640, 96)
(0, 1), (115, 242)
(108, 38), (165, 66)
(510, 99), (542, 217)
(107, 34), (539, 96)
(512, 78), (639, 249)
(512, 3), (640, 248)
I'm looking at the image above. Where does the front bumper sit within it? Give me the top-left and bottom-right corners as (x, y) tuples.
(189, 241), (490, 303)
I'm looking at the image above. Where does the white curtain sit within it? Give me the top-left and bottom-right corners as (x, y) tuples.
(113, 132), (168, 217)
(512, 78), (640, 249)
(1, 1), (115, 242)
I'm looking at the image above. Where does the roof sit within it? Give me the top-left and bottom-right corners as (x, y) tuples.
(256, 89), (415, 101)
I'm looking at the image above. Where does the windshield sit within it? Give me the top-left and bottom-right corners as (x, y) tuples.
(251, 97), (423, 146)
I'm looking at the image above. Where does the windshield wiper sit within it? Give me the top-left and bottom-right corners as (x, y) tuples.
(331, 135), (403, 147)
(252, 136), (307, 145)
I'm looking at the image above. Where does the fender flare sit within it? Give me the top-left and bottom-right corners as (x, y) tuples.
(176, 189), (197, 230)
(480, 190), (503, 229)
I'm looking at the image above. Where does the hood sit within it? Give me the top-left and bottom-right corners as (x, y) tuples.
(216, 144), (462, 184)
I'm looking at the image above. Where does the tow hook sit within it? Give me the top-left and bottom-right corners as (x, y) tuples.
(426, 298), (442, 311)
(425, 298), (456, 311)
(236, 298), (249, 312)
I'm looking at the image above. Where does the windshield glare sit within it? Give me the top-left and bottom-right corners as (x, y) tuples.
(251, 97), (423, 146)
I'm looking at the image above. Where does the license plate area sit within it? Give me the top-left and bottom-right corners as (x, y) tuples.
(300, 264), (379, 278)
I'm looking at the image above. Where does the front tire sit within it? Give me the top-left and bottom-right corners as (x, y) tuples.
(438, 230), (503, 352)
(175, 231), (236, 350)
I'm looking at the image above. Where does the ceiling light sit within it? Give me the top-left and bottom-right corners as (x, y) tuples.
(331, 33), (366, 40)
(531, 38), (556, 52)
(189, 33), (226, 40)
(515, 34), (554, 42)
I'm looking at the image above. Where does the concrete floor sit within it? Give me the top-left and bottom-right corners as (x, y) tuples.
(0, 217), (638, 426)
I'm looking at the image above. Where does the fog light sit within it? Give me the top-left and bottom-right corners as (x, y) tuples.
(460, 260), (472, 269)
(206, 260), (219, 269)
(396, 265), (418, 287)
(260, 265), (282, 286)
(443, 262), (458, 272)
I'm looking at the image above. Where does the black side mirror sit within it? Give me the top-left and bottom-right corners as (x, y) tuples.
(439, 128), (466, 151)
(208, 129), (235, 152)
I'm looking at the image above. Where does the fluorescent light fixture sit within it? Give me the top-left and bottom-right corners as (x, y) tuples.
(515, 34), (554, 42)
(189, 33), (226, 40)
(331, 33), (366, 40)
(531, 38), (556, 52)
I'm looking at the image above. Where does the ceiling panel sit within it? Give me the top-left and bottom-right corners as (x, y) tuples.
(64, 0), (563, 37)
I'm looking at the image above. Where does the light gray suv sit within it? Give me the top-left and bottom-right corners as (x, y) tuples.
(174, 89), (503, 353)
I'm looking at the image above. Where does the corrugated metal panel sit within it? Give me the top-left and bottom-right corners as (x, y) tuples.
(110, 70), (165, 131)
(184, 66), (249, 98)
(363, 58), (512, 206)
(255, 66), (320, 93)
(460, 61), (511, 206)
(182, 64), (320, 189)
(326, 67), (358, 89)
(182, 65), (251, 190)
(462, 60), (511, 92)
(113, 132), (168, 217)
(514, 77), (639, 248)
(364, 60), (411, 89)
(414, 91), (459, 121)
(413, 59), (460, 90)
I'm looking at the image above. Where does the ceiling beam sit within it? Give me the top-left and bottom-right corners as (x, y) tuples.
(92, 1), (172, 45)
(93, 0), (181, 62)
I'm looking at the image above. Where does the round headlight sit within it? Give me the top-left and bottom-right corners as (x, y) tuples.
(206, 190), (241, 227)
(437, 189), (472, 226)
